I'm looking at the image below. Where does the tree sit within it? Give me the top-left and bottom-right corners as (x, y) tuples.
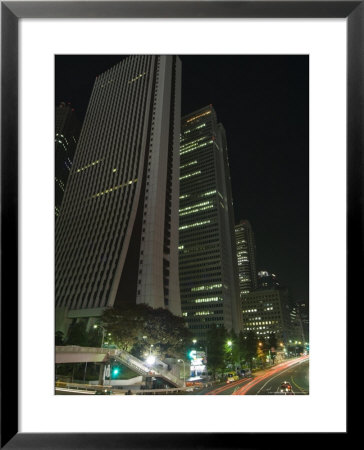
(141, 307), (191, 358)
(206, 325), (228, 379)
(100, 304), (148, 351)
(268, 333), (278, 364)
(55, 331), (65, 346)
(65, 321), (89, 346)
(100, 303), (191, 358)
(87, 326), (103, 347)
(239, 330), (257, 370)
(226, 330), (240, 370)
(257, 340), (268, 368)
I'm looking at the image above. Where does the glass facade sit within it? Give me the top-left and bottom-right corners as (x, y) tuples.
(179, 105), (241, 341)
(235, 220), (258, 295)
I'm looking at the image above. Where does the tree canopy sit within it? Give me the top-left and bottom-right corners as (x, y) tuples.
(100, 303), (191, 359)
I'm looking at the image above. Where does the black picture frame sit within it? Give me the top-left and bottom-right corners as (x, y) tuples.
(1, 1), (355, 448)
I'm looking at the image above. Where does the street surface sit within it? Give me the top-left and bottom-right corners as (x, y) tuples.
(189, 356), (309, 395)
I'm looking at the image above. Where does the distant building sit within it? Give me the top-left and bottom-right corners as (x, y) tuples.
(257, 270), (280, 290)
(242, 287), (292, 344)
(179, 105), (241, 340)
(56, 56), (182, 334)
(55, 102), (81, 217)
(235, 220), (258, 295)
(290, 301), (309, 343)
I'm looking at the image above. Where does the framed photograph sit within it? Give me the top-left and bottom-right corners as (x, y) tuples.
(1, 1), (354, 447)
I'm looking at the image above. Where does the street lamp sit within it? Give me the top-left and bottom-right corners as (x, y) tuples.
(146, 355), (155, 366)
(93, 324), (106, 348)
(146, 344), (155, 366)
(178, 359), (186, 387)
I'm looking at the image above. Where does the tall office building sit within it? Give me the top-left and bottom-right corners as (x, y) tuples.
(257, 270), (280, 289)
(56, 56), (182, 334)
(55, 102), (81, 217)
(290, 301), (309, 343)
(235, 220), (257, 295)
(179, 105), (241, 340)
(242, 287), (292, 344)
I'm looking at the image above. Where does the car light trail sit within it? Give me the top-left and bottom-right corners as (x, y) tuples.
(205, 377), (252, 395)
(233, 356), (309, 395)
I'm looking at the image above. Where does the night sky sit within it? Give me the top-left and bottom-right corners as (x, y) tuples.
(56, 55), (309, 304)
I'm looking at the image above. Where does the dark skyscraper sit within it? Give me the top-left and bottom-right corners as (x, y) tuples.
(55, 102), (81, 217)
(56, 55), (182, 333)
(257, 270), (280, 290)
(178, 105), (241, 340)
(242, 287), (292, 344)
(235, 220), (258, 295)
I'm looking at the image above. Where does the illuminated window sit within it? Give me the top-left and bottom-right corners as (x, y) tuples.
(179, 220), (210, 231)
(186, 110), (211, 123)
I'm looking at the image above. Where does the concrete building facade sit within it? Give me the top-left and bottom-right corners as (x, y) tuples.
(56, 55), (182, 333)
(179, 105), (241, 340)
(55, 102), (81, 218)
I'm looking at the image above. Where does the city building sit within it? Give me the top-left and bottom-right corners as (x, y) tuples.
(56, 55), (182, 334)
(55, 102), (81, 217)
(257, 270), (280, 289)
(242, 287), (292, 344)
(290, 301), (309, 343)
(179, 105), (242, 341)
(235, 220), (258, 295)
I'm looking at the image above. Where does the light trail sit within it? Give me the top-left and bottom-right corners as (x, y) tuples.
(205, 376), (252, 395)
(55, 388), (96, 394)
(233, 356), (309, 395)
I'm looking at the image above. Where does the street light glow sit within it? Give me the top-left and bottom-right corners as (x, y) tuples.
(227, 340), (232, 347)
(146, 355), (155, 365)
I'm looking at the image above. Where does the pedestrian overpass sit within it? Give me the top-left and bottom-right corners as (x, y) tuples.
(55, 346), (184, 388)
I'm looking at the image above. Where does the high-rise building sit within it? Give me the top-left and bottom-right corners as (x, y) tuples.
(179, 105), (241, 340)
(290, 301), (309, 343)
(55, 102), (81, 217)
(235, 220), (257, 295)
(56, 55), (182, 334)
(257, 270), (280, 290)
(242, 287), (292, 344)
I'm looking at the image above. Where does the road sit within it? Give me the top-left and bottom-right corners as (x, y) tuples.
(233, 356), (309, 395)
(188, 356), (309, 395)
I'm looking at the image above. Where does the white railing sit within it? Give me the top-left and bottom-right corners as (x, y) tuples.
(55, 346), (184, 387)
(115, 350), (183, 387)
(56, 346), (110, 353)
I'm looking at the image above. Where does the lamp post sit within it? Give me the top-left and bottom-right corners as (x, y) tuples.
(258, 341), (264, 368)
(145, 343), (155, 366)
(227, 340), (233, 370)
(93, 324), (106, 348)
(178, 359), (186, 387)
(192, 339), (197, 353)
(204, 344), (208, 380)
(191, 339), (197, 377)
